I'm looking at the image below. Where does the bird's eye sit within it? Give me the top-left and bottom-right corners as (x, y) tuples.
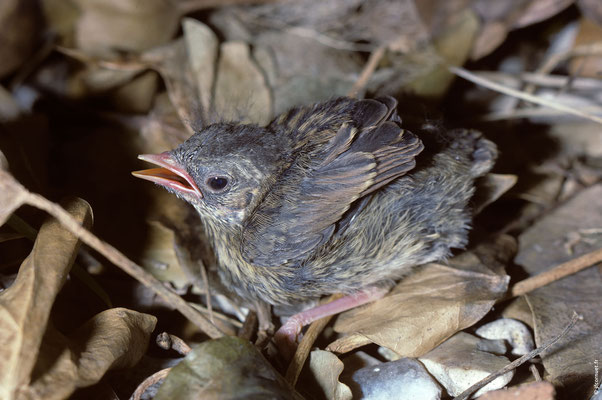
(207, 176), (229, 192)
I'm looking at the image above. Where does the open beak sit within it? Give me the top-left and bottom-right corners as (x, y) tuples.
(132, 152), (203, 199)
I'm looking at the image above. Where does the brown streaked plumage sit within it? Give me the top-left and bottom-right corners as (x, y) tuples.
(133, 97), (497, 308)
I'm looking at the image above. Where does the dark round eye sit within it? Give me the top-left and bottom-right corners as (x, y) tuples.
(207, 176), (229, 191)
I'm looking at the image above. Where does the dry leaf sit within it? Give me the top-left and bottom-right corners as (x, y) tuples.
(578, 0), (602, 24)
(515, 183), (602, 399)
(25, 308), (157, 400)
(329, 236), (513, 356)
(183, 18), (219, 123)
(473, 173), (518, 214)
(0, 169), (29, 229)
(213, 41), (272, 125)
(513, 0), (574, 28)
(406, 9), (479, 98)
(470, 21), (508, 60)
(155, 336), (300, 400)
(142, 39), (200, 134)
(330, 262), (509, 357)
(0, 198), (92, 399)
(140, 219), (189, 289)
(0, 85), (21, 122)
(0, 0), (41, 78)
(569, 17), (602, 79)
(73, 0), (180, 56)
(307, 350), (352, 400)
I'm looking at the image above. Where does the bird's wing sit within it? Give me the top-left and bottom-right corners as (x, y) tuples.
(241, 97), (424, 267)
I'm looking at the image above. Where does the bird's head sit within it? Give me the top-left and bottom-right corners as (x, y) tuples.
(133, 123), (286, 227)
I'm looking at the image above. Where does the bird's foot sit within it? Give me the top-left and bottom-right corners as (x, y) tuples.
(273, 286), (390, 360)
(274, 315), (304, 360)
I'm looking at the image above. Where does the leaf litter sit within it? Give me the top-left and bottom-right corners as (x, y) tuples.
(1, 0), (601, 399)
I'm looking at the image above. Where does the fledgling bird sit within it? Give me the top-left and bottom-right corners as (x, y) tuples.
(133, 96), (497, 346)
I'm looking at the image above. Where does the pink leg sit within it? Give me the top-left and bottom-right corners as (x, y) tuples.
(274, 286), (389, 358)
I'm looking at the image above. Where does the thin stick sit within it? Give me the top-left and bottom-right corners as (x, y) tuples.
(450, 66), (602, 125)
(509, 247), (602, 299)
(24, 192), (224, 339)
(238, 311), (258, 341)
(347, 46), (386, 98)
(199, 260), (214, 324)
(453, 312), (581, 400)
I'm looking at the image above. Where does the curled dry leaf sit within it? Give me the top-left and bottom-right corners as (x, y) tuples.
(329, 242), (511, 356)
(24, 308), (157, 400)
(307, 350), (352, 400)
(0, 198), (92, 399)
(473, 173), (518, 215)
(154, 336), (301, 400)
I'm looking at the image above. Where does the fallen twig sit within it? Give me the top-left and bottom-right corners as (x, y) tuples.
(348, 46), (386, 98)
(450, 66), (602, 124)
(508, 247), (602, 299)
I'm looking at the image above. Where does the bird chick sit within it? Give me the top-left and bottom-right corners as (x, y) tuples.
(133, 96), (497, 347)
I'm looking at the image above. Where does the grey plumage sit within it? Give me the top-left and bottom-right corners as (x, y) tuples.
(135, 97), (497, 305)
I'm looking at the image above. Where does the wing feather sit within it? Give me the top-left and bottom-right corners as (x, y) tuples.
(241, 97), (424, 267)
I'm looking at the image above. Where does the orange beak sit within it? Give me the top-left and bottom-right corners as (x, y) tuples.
(132, 152), (203, 199)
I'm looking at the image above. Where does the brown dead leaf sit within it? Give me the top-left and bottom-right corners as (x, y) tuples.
(470, 21), (508, 61)
(213, 41), (273, 125)
(140, 219), (189, 289)
(0, 198), (92, 399)
(0, 85), (21, 122)
(142, 39), (200, 135)
(513, 0), (574, 29)
(578, 0), (602, 24)
(515, 183), (602, 398)
(569, 17), (602, 79)
(110, 70), (159, 113)
(330, 261), (509, 357)
(473, 173), (518, 214)
(0, 0), (42, 78)
(406, 9), (480, 98)
(470, 0), (574, 59)
(155, 336), (300, 400)
(23, 308), (156, 400)
(40, 0), (79, 47)
(183, 18), (219, 124)
(73, 0), (180, 57)
(307, 350), (352, 400)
